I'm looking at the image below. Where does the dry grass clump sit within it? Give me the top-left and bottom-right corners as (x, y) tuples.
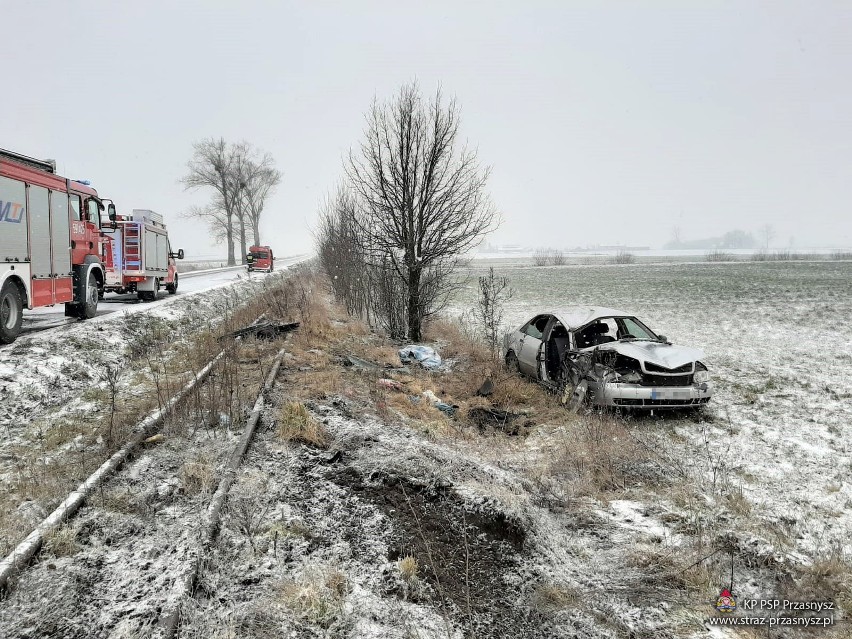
(423, 317), (492, 365)
(629, 543), (721, 597)
(532, 582), (580, 612)
(180, 456), (216, 495)
(356, 343), (404, 368)
(280, 566), (350, 628)
(288, 368), (342, 401)
(397, 555), (418, 582)
(724, 486), (752, 516)
(790, 545), (852, 616)
(266, 520), (313, 541)
(278, 401), (330, 448)
(43, 524), (79, 557)
(545, 413), (657, 495)
(382, 389), (440, 422)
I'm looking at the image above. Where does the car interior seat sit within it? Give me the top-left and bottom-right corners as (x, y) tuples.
(546, 326), (572, 378)
(592, 323), (616, 345)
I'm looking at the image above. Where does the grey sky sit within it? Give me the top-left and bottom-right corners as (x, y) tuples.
(3, 1), (851, 256)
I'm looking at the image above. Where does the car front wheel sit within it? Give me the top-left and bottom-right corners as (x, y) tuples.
(0, 281), (23, 344)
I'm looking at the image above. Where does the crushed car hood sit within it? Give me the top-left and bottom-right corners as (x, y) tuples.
(597, 341), (705, 369)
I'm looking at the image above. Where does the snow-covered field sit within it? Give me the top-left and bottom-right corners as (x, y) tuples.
(2, 258), (849, 637)
(451, 259), (852, 625)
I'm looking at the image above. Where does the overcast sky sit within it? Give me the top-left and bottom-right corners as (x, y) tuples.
(3, 1), (851, 257)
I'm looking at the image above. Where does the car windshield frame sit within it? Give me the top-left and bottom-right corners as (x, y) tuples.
(615, 316), (659, 341)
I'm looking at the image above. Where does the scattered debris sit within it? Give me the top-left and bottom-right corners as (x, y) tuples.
(467, 407), (524, 434)
(398, 344), (442, 370)
(142, 433), (165, 445)
(421, 389), (458, 416)
(376, 378), (404, 391)
(475, 377), (494, 397)
(321, 450), (343, 464)
(222, 321), (299, 341)
(343, 354), (381, 370)
(434, 402), (457, 416)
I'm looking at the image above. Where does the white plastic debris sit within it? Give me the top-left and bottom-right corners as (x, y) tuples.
(398, 345), (442, 369)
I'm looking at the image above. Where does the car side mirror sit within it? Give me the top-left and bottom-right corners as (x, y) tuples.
(658, 335), (668, 343)
(107, 203), (116, 221)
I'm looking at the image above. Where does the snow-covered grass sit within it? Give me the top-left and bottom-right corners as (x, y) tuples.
(0, 269), (302, 558)
(448, 259), (852, 631)
(2, 263), (849, 637)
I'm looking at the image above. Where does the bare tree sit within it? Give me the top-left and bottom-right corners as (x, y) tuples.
(182, 138), (246, 265)
(182, 197), (229, 246)
(315, 186), (372, 320)
(475, 267), (513, 359)
(346, 83), (497, 341)
(532, 248), (550, 267)
(760, 224), (775, 249)
(239, 152), (282, 248)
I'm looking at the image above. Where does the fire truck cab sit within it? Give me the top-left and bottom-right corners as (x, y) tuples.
(1, 148), (108, 344)
(246, 245), (274, 273)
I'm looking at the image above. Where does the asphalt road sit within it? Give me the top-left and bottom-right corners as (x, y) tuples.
(18, 255), (309, 336)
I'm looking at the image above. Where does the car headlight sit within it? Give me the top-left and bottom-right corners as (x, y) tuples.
(694, 370), (710, 383)
(617, 371), (642, 384)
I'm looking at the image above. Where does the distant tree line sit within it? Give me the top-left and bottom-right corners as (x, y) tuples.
(316, 83), (497, 341)
(664, 228), (759, 250)
(532, 247), (566, 266)
(182, 138), (281, 265)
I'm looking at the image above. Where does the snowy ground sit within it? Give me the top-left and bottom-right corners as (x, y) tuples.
(1, 261), (848, 637)
(0, 255), (307, 421)
(0, 339), (275, 638)
(0, 257), (309, 558)
(450, 259), (852, 628)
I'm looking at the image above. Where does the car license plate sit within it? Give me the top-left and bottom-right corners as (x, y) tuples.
(650, 388), (692, 400)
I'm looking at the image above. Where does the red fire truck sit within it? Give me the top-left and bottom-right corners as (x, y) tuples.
(246, 245), (274, 273)
(101, 209), (184, 301)
(1, 148), (113, 344)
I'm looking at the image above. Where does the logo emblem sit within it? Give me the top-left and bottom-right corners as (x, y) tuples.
(0, 200), (24, 223)
(715, 588), (737, 613)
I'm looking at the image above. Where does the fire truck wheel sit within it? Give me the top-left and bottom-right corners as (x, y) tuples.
(0, 281), (24, 345)
(79, 272), (99, 319)
(166, 274), (178, 295)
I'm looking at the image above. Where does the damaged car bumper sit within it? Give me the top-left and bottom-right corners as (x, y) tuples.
(592, 381), (713, 408)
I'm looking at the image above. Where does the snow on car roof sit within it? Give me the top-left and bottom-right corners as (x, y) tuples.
(549, 306), (635, 329)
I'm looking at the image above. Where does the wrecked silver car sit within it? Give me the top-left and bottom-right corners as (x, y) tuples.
(503, 307), (712, 409)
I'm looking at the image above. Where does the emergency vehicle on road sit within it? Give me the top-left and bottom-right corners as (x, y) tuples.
(1, 148), (112, 344)
(246, 245), (274, 273)
(101, 209), (184, 301)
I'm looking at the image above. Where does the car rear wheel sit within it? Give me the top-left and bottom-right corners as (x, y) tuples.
(0, 281), (23, 345)
(505, 351), (521, 375)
